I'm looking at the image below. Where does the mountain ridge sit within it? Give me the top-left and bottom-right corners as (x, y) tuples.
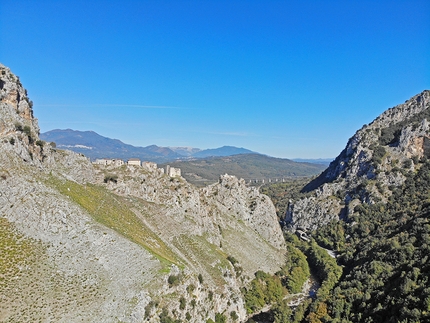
(285, 89), (430, 232)
(40, 129), (259, 162)
(40, 128), (182, 162)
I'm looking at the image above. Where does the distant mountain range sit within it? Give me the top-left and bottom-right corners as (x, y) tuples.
(40, 129), (256, 163)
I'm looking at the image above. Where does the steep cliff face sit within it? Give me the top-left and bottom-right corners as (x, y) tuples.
(0, 64), (42, 163)
(286, 90), (430, 232)
(98, 165), (286, 277)
(0, 64), (37, 130)
(0, 64), (286, 323)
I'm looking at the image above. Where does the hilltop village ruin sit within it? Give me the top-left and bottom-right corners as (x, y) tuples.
(93, 158), (181, 177)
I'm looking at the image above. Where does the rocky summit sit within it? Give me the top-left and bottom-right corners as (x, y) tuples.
(0, 64), (286, 322)
(285, 90), (430, 232)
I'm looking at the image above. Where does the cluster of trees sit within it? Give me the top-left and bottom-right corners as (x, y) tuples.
(369, 144), (386, 165)
(242, 239), (312, 323)
(242, 270), (286, 314)
(282, 233), (343, 323)
(306, 160), (430, 322)
(278, 244), (311, 294)
(261, 152), (430, 322)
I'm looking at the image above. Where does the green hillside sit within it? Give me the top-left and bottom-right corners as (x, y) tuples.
(289, 158), (429, 323)
(161, 154), (326, 186)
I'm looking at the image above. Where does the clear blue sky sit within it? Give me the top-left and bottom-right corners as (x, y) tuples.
(1, 0), (429, 158)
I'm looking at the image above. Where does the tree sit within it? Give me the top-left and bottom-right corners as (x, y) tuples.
(272, 300), (292, 323)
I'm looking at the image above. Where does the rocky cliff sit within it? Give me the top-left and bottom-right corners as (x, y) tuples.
(0, 63), (286, 323)
(285, 90), (430, 232)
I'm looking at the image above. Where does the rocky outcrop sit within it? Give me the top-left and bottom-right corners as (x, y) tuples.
(99, 166), (286, 272)
(286, 90), (430, 232)
(206, 174), (285, 249)
(0, 64), (39, 135)
(0, 64), (42, 164)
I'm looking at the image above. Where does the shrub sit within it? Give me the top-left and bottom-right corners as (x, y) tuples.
(23, 125), (31, 137)
(403, 159), (412, 169)
(227, 255), (238, 266)
(36, 140), (44, 147)
(215, 313), (226, 323)
(198, 273), (203, 284)
(168, 274), (180, 286)
(230, 311), (239, 320)
(186, 284), (195, 294)
(179, 296), (186, 310)
(104, 174), (118, 183)
(15, 123), (23, 131)
(159, 308), (177, 323)
(9, 138), (15, 145)
(371, 145), (386, 165)
(144, 300), (157, 318)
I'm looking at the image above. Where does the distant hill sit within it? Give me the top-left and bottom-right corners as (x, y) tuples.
(161, 154), (327, 186)
(192, 146), (256, 158)
(169, 146), (202, 157)
(291, 158), (333, 166)
(40, 129), (181, 162)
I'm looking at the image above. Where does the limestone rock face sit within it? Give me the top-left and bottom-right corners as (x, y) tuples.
(207, 174), (285, 249)
(101, 166), (285, 251)
(398, 119), (430, 158)
(0, 63), (39, 135)
(286, 90), (430, 232)
(100, 167), (286, 273)
(0, 63), (48, 165)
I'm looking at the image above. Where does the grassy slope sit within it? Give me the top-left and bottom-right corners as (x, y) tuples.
(47, 176), (183, 267)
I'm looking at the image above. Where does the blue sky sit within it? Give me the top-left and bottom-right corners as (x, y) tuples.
(1, 0), (429, 158)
